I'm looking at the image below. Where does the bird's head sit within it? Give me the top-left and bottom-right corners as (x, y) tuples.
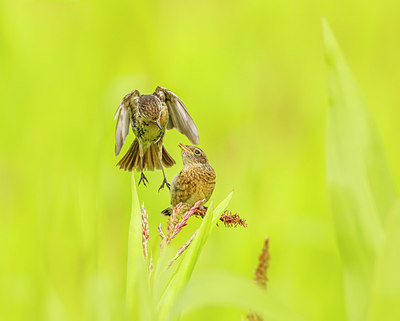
(179, 143), (210, 167)
(138, 95), (162, 129)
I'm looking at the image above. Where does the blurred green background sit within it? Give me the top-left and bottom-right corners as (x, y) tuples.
(1, 0), (400, 320)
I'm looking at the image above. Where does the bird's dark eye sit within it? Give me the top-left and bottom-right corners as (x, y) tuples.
(194, 149), (201, 155)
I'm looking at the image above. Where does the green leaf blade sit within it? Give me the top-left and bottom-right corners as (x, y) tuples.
(126, 173), (152, 321)
(371, 200), (400, 320)
(323, 18), (397, 321)
(168, 272), (304, 321)
(158, 192), (233, 321)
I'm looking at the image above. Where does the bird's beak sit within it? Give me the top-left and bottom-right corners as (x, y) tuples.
(178, 143), (191, 153)
(156, 120), (162, 130)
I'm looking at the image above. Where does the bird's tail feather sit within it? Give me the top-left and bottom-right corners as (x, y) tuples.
(161, 145), (175, 168)
(117, 139), (176, 171)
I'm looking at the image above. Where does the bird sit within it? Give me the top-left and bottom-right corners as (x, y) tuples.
(161, 144), (216, 216)
(114, 86), (199, 190)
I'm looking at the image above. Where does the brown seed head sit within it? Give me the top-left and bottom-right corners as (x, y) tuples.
(247, 237), (270, 321)
(219, 211), (247, 228)
(141, 203), (150, 257)
(247, 314), (264, 321)
(166, 203), (185, 243)
(254, 237), (270, 289)
(168, 229), (199, 268)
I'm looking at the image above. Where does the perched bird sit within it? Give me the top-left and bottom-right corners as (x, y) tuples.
(161, 144), (216, 216)
(114, 86), (199, 190)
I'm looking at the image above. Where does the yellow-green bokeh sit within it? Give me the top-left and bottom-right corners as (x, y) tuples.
(1, 1), (400, 320)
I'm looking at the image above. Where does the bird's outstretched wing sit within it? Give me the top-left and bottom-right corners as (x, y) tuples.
(114, 90), (140, 155)
(155, 86), (199, 145)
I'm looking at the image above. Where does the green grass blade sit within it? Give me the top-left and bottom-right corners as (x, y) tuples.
(157, 192), (233, 321)
(152, 242), (177, 306)
(168, 271), (304, 321)
(323, 18), (397, 321)
(173, 191), (234, 290)
(157, 201), (214, 321)
(323, 18), (397, 224)
(126, 173), (152, 320)
(371, 200), (400, 320)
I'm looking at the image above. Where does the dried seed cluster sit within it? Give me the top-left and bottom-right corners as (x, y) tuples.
(219, 211), (247, 228)
(247, 237), (270, 321)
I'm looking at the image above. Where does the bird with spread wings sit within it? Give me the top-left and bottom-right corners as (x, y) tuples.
(114, 86), (199, 190)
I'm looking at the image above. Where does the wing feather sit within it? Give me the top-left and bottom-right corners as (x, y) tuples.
(157, 86), (199, 145)
(114, 90), (139, 155)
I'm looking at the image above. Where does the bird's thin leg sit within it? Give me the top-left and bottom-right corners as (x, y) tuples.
(158, 161), (170, 191)
(138, 156), (148, 187)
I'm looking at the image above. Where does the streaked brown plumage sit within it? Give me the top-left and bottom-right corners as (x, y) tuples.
(114, 86), (199, 190)
(161, 144), (216, 216)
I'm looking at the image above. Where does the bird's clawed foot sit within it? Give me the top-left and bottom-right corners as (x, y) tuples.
(138, 171), (149, 187)
(158, 177), (171, 191)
